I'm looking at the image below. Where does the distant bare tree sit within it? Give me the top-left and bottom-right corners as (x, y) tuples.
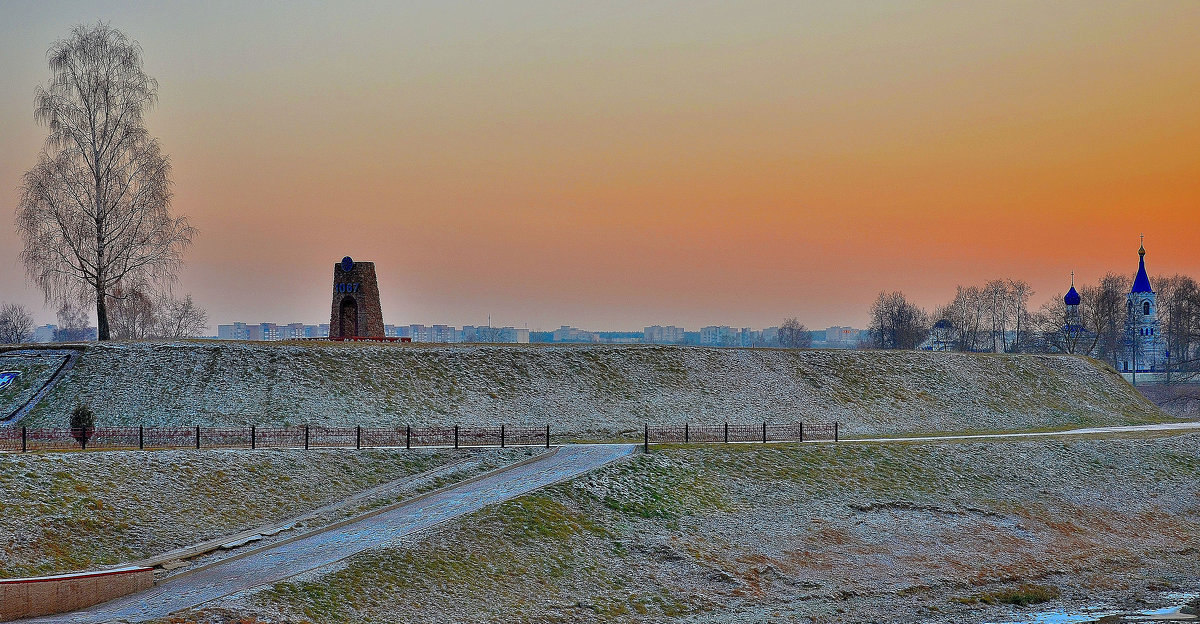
(0, 303), (35, 344)
(1085, 273), (1131, 367)
(16, 23), (195, 341)
(778, 317), (812, 349)
(108, 283), (157, 339)
(869, 291), (929, 350)
(154, 294), (208, 338)
(1033, 295), (1088, 355)
(1157, 274), (1200, 381)
(54, 300), (91, 342)
(936, 285), (987, 351)
(1007, 279), (1034, 352)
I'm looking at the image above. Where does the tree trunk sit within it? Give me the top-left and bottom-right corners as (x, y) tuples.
(96, 288), (110, 341)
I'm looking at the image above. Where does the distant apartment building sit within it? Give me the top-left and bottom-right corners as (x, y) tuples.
(596, 332), (642, 344)
(495, 327), (530, 343)
(821, 326), (862, 348)
(33, 325), (58, 343)
(700, 326), (738, 347)
(278, 323), (307, 341)
(643, 325), (686, 344)
(431, 325), (457, 343)
(551, 326), (599, 343)
(29, 324), (98, 343)
(218, 322), (327, 340)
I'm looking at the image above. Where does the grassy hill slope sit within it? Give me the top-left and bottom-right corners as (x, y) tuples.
(215, 432), (1200, 624)
(18, 341), (1168, 436)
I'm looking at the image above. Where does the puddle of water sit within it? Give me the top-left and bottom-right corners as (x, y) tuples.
(986, 593), (1198, 624)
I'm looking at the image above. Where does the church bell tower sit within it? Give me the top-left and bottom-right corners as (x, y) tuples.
(1122, 237), (1162, 377)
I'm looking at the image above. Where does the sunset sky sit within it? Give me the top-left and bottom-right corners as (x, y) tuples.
(2, 1), (1198, 331)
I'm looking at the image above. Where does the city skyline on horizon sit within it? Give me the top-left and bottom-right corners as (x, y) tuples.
(2, 2), (1198, 331)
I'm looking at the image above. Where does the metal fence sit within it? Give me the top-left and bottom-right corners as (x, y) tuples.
(0, 421), (838, 454)
(643, 421), (838, 450)
(0, 424), (555, 453)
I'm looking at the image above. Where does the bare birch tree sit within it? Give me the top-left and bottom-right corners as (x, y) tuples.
(16, 23), (195, 341)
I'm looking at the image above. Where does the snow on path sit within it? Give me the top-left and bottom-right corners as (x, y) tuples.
(23, 443), (637, 624)
(842, 420), (1200, 444)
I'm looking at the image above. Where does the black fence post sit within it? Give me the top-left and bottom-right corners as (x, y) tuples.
(195, 425), (201, 449)
(684, 423), (689, 444)
(724, 421), (729, 444)
(762, 421), (767, 444)
(500, 425), (505, 448)
(139, 425), (144, 450)
(21, 426), (27, 453)
(251, 425), (256, 450)
(356, 425), (361, 450)
(834, 422), (839, 442)
(406, 425), (411, 449)
(304, 425), (310, 450)
(545, 424), (550, 448)
(644, 423), (649, 453)
(799, 422), (804, 444)
(454, 424), (459, 449)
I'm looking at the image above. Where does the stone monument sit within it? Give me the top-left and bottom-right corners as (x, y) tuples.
(329, 256), (385, 338)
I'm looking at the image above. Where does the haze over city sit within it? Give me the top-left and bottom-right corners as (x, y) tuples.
(2, 1), (1199, 331)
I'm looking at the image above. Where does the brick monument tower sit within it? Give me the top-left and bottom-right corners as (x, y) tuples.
(329, 256), (386, 338)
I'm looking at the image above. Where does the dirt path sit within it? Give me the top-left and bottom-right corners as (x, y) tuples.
(22, 443), (636, 623)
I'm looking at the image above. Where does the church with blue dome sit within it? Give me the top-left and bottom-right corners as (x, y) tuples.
(1064, 237), (1167, 382)
(1121, 238), (1165, 380)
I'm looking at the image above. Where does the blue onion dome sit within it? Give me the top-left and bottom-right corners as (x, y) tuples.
(1131, 243), (1153, 293)
(1064, 286), (1080, 306)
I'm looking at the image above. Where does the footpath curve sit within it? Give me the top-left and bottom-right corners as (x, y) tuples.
(23, 443), (637, 624)
(841, 421), (1200, 444)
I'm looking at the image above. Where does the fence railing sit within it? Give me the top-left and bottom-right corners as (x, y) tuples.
(0, 424), (557, 453)
(643, 421), (838, 450)
(0, 421), (838, 454)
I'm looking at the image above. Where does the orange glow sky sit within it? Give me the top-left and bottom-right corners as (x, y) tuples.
(2, 1), (1199, 331)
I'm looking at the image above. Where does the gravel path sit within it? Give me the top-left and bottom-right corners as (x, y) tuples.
(22, 443), (636, 624)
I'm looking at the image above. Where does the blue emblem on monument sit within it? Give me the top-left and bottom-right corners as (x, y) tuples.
(0, 372), (19, 391)
(341, 256), (355, 272)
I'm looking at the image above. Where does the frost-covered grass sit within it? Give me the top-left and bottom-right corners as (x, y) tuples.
(0, 350), (69, 420)
(194, 432), (1200, 624)
(0, 447), (529, 578)
(21, 341), (1169, 437)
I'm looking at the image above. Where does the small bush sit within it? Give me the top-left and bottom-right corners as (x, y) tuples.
(70, 403), (95, 449)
